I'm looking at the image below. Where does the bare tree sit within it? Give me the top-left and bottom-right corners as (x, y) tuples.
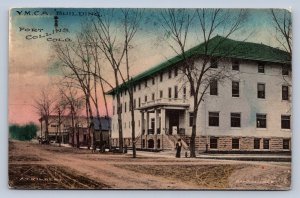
(34, 89), (56, 142)
(53, 36), (96, 149)
(90, 9), (141, 154)
(160, 8), (248, 157)
(59, 82), (85, 148)
(270, 9), (292, 58)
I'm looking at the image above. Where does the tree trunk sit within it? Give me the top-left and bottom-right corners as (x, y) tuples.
(114, 70), (123, 152)
(190, 98), (199, 158)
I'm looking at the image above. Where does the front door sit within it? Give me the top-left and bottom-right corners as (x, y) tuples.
(168, 110), (179, 135)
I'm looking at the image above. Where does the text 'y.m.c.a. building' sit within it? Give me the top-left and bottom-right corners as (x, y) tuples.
(107, 36), (291, 153)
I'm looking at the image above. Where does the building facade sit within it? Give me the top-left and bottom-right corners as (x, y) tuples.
(108, 36), (291, 152)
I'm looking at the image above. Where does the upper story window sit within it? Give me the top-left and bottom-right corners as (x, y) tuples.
(256, 114), (267, 128)
(144, 95), (147, 102)
(174, 67), (178, 77)
(232, 60), (240, 71)
(210, 58), (218, 68)
(138, 83), (141, 90)
(209, 112), (219, 127)
(152, 93), (155, 101)
(133, 99), (136, 109)
(168, 87), (172, 98)
(210, 80), (218, 95)
(183, 86), (186, 99)
(152, 77), (155, 85)
(174, 86), (178, 98)
(113, 105), (115, 115)
(257, 83), (265, 99)
(282, 85), (289, 100)
(232, 81), (239, 97)
(124, 102), (127, 112)
(138, 97), (141, 107)
(281, 115), (291, 129)
(145, 80), (148, 88)
(160, 73), (163, 82)
(160, 90), (163, 98)
(231, 113), (241, 127)
(168, 70), (172, 79)
(258, 63), (265, 73)
(282, 65), (289, 76)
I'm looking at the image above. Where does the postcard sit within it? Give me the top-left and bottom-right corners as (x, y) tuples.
(9, 8), (291, 190)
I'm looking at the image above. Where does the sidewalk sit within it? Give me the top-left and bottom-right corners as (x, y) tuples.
(127, 150), (291, 162)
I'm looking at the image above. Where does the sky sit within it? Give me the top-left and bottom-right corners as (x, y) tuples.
(8, 8), (290, 125)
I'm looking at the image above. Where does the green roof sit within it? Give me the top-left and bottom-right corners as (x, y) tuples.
(107, 35), (291, 95)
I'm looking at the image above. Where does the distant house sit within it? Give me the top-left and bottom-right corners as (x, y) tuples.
(107, 36), (291, 152)
(39, 115), (111, 147)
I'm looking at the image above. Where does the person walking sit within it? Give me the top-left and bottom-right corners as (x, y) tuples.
(175, 139), (182, 158)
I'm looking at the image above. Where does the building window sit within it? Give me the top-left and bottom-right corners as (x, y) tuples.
(232, 81), (239, 97)
(145, 80), (147, 88)
(257, 83), (265, 99)
(210, 58), (218, 68)
(174, 67), (178, 77)
(124, 122), (126, 129)
(152, 77), (155, 85)
(138, 83), (141, 90)
(183, 86), (186, 99)
(209, 112), (219, 127)
(281, 115), (291, 129)
(256, 114), (267, 128)
(174, 86), (178, 98)
(160, 90), (163, 98)
(124, 102), (127, 112)
(232, 138), (239, 149)
(282, 65), (289, 76)
(258, 63), (265, 73)
(138, 120), (140, 127)
(168, 70), (172, 79)
(120, 104), (122, 113)
(231, 113), (241, 127)
(254, 138), (260, 149)
(232, 60), (240, 71)
(113, 105), (115, 115)
(160, 73), (163, 82)
(210, 80), (218, 95)
(138, 97), (141, 107)
(283, 139), (290, 150)
(210, 137), (218, 149)
(152, 93), (155, 101)
(263, 139), (269, 149)
(129, 121), (130, 128)
(189, 112), (194, 127)
(282, 85), (289, 100)
(133, 99), (136, 109)
(168, 87), (172, 98)
(145, 95), (147, 102)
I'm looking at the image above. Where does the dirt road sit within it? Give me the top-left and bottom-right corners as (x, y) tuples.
(8, 141), (291, 190)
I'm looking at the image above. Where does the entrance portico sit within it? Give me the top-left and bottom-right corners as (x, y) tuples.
(138, 99), (189, 150)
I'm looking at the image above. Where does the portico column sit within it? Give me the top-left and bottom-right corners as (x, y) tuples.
(141, 111), (144, 135)
(146, 111), (149, 135)
(161, 108), (166, 134)
(154, 109), (159, 149)
(185, 109), (189, 135)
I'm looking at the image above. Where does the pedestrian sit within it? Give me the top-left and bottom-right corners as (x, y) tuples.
(175, 139), (182, 158)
